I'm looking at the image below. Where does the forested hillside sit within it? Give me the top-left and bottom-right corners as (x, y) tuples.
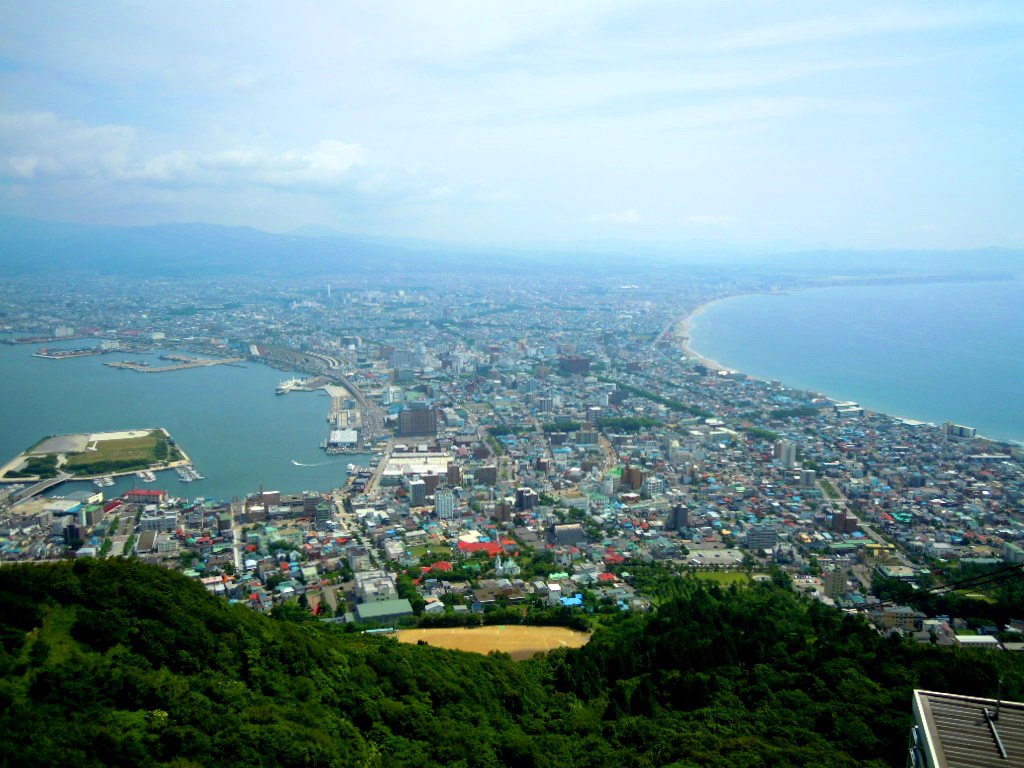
(1, 559), (1021, 767)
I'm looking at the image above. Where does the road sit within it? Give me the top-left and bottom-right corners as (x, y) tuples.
(820, 480), (913, 568)
(13, 471), (73, 502)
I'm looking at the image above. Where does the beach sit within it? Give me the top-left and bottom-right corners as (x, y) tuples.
(673, 300), (729, 371)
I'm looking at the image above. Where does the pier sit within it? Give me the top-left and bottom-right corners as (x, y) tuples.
(105, 356), (245, 373)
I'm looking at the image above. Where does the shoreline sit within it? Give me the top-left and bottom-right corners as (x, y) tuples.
(672, 289), (1024, 450)
(674, 298), (733, 371)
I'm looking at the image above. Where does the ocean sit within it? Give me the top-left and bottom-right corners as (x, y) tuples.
(687, 279), (1024, 445)
(0, 340), (370, 500)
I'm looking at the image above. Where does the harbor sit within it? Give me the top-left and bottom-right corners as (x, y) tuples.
(105, 355), (246, 373)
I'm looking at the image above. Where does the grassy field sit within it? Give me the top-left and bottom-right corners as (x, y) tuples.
(690, 571), (752, 586)
(397, 626), (591, 660)
(64, 432), (162, 470)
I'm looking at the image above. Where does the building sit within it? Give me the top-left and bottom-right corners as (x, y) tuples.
(354, 598), (414, 624)
(745, 523), (778, 550)
(125, 489), (168, 505)
(667, 504), (689, 531)
(435, 488), (456, 520)
(641, 476), (665, 499)
(398, 406), (438, 437)
(139, 513), (178, 532)
(774, 440), (797, 469)
(908, 689), (1024, 767)
(943, 422), (977, 439)
(354, 569), (398, 603)
(515, 487), (538, 511)
(406, 477), (427, 507)
(822, 567), (846, 598)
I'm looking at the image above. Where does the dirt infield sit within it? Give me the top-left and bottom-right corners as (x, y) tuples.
(396, 625), (591, 660)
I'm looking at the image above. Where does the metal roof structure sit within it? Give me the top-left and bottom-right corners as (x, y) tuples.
(910, 689), (1024, 767)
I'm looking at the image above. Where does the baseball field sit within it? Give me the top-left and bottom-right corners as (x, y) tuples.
(397, 625), (591, 660)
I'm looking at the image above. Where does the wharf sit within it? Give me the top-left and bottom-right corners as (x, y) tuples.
(106, 356), (245, 373)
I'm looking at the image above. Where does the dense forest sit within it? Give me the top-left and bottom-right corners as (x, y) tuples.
(1, 559), (1022, 767)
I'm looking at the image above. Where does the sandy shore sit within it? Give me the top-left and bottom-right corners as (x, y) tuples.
(673, 300), (730, 371)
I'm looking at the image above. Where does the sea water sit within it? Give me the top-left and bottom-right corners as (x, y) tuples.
(688, 279), (1024, 445)
(0, 340), (370, 499)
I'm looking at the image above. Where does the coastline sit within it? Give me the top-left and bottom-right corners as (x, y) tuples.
(674, 298), (732, 371)
(672, 287), (1024, 450)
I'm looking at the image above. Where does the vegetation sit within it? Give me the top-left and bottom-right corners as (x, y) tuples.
(769, 406), (822, 419)
(595, 416), (661, 433)
(820, 479), (840, 499)
(5, 454), (59, 479)
(598, 377), (713, 418)
(63, 431), (182, 476)
(0, 559), (1022, 767)
(740, 425), (781, 441)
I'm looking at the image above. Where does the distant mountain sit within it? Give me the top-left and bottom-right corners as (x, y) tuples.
(0, 215), (1021, 279)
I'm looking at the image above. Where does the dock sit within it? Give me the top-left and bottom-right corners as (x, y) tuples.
(105, 356), (245, 373)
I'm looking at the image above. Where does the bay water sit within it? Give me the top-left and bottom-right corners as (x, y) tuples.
(0, 340), (370, 500)
(688, 279), (1024, 445)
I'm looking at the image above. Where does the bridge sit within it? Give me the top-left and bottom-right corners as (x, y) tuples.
(13, 471), (73, 502)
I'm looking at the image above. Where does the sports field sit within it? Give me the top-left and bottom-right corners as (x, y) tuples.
(397, 625), (591, 660)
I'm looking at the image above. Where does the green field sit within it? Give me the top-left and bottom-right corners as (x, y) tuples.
(690, 571), (752, 586)
(61, 431), (182, 475)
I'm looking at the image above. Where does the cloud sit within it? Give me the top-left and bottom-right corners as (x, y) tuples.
(0, 112), (364, 190)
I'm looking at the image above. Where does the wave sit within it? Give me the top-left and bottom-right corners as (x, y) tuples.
(291, 459), (332, 467)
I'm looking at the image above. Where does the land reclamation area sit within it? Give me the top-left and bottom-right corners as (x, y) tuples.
(0, 428), (188, 481)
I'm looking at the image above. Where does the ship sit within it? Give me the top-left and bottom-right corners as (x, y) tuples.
(276, 378), (303, 395)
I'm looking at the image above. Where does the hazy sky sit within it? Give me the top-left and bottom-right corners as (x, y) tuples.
(1, 1), (1021, 251)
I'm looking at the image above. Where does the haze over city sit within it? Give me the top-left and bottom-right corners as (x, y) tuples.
(1, 1), (1022, 252)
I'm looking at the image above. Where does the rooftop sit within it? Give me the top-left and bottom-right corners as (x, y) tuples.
(912, 689), (1024, 768)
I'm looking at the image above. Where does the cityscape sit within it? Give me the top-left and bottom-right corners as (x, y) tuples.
(2, 265), (1022, 653)
(3, 2), (1024, 765)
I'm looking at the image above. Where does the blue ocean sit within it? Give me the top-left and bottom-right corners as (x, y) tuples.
(687, 279), (1024, 445)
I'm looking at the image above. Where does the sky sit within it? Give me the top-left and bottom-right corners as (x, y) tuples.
(0, 1), (1022, 252)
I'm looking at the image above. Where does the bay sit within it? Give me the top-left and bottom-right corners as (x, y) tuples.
(0, 340), (370, 500)
(687, 279), (1024, 445)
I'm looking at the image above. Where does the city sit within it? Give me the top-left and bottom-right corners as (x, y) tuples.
(2, 268), (1022, 652)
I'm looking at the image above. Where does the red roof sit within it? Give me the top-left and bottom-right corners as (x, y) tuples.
(428, 560), (453, 571)
(458, 541), (503, 556)
(598, 572), (616, 582)
(125, 489), (166, 497)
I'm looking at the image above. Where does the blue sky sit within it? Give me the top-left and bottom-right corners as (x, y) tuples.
(0, 1), (1021, 251)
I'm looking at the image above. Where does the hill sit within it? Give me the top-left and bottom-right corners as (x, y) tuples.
(0, 559), (1022, 767)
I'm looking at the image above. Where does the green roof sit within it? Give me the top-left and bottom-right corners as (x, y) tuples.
(355, 599), (414, 621)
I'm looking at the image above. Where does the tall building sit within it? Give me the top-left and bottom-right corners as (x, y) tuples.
(435, 488), (456, 520)
(667, 504), (689, 532)
(398, 406), (438, 437)
(407, 477), (427, 506)
(822, 567), (846, 598)
(774, 440), (797, 469)
(908, 689), (1024, 767)
(515, 487), (538, 511)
